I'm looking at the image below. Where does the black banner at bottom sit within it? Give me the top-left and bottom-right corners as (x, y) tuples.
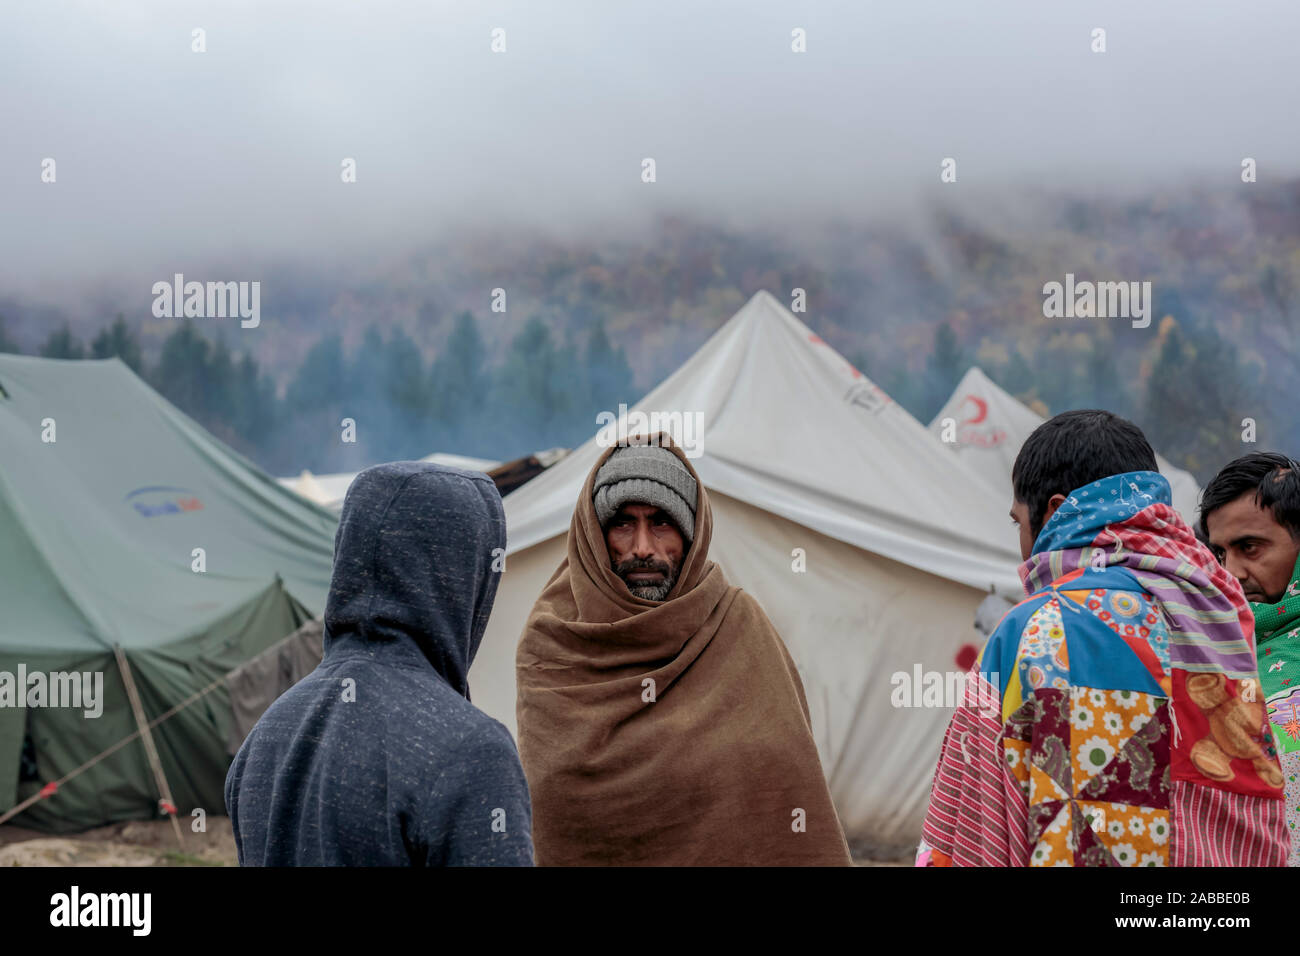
(0, 864), (1284, 941)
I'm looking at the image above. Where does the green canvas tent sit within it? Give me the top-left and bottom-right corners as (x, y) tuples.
(0, 354), (337, 831)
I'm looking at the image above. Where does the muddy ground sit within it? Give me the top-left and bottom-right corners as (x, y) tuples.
(0, 817), (237, 867)
(0, 817), (908, 866)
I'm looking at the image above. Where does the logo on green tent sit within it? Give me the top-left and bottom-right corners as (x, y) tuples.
(124, 486), (204, 518)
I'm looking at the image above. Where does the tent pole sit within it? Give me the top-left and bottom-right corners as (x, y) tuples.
(113, 645), (185, 851)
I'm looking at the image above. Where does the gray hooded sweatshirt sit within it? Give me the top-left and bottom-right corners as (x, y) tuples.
(224, 462), (533, 866)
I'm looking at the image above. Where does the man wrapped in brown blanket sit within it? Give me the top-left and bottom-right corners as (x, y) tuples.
(516, 436), (851, 865)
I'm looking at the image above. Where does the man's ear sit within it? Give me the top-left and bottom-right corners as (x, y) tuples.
(1041, 493), (1069, 524)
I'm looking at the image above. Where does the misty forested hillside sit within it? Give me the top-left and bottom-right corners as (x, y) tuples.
(3, 180), (1297, 483)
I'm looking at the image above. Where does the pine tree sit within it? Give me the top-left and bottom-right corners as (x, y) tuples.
(431, 312), (489, 448)
(583, 319), (635, 417)
(282, 334), (349, 469)
(923, 322), (966, 422)
(286, 335), (346, 415)
(90, 314), (144, 373)
(152, 321), (212, 420)
(0, 315), (20, 354)
(497, 317), (565, 453)
(554, 327), (584, 445)
(1142, 320), (1259, 480)
(232, 352), (276, 448)
(383, 326), (431, 455)
(206, 334), (236, 425)
(38, 324), (85, 360)
(344, 326), (389, 457)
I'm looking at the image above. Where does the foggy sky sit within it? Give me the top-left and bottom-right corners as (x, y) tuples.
(2, 0), (1298, 299)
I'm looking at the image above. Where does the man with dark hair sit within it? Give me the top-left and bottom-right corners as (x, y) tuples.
(1200, 453), (1300, 604)
(1201, 452), (1300, 864)
(1009, 409), (1159, 560)
(919, 411), (1287, 867)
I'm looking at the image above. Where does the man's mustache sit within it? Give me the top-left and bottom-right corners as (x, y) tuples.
(614, 557), (673, 579)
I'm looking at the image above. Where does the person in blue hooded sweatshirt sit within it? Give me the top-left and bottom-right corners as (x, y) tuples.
(224, 462), (534, 866)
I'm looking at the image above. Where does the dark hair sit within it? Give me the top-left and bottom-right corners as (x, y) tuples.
(1012, 409), (1158, 538)
(1199, 452), (1300, 542)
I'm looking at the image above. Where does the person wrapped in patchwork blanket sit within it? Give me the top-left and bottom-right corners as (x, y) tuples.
(919, 411), (1287, 867)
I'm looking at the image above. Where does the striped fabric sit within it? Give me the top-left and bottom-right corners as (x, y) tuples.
(920, 669), (1028, 866)
(1170, 781), (1289, 866)
(1020, 502), (1258, 678)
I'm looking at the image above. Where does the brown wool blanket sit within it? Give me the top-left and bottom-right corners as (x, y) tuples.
(516, 438), (851, 866)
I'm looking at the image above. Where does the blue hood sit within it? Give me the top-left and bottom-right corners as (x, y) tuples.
(323, 461), (506, 697)
(1032, 470), (1171, 556)
(225, 460), (532, 867)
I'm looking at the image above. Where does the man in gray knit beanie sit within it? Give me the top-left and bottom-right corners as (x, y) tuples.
(593, 443), (698, 601)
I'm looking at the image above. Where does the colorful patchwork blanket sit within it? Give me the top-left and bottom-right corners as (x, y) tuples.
(918, 471), (1287, 866)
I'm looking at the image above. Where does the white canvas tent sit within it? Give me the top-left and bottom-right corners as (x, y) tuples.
(279, 452), (501, 511)
(469, 291), (1023, 855)
(929, 367), (1202, 524)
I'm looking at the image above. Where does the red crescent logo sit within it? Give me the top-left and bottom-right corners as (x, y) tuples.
(961, 394), (988, 425)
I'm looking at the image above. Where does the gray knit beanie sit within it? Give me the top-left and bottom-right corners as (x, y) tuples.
(592, 444), (697, 544)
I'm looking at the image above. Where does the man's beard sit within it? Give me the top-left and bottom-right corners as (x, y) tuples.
(612, 556), (679, 601)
